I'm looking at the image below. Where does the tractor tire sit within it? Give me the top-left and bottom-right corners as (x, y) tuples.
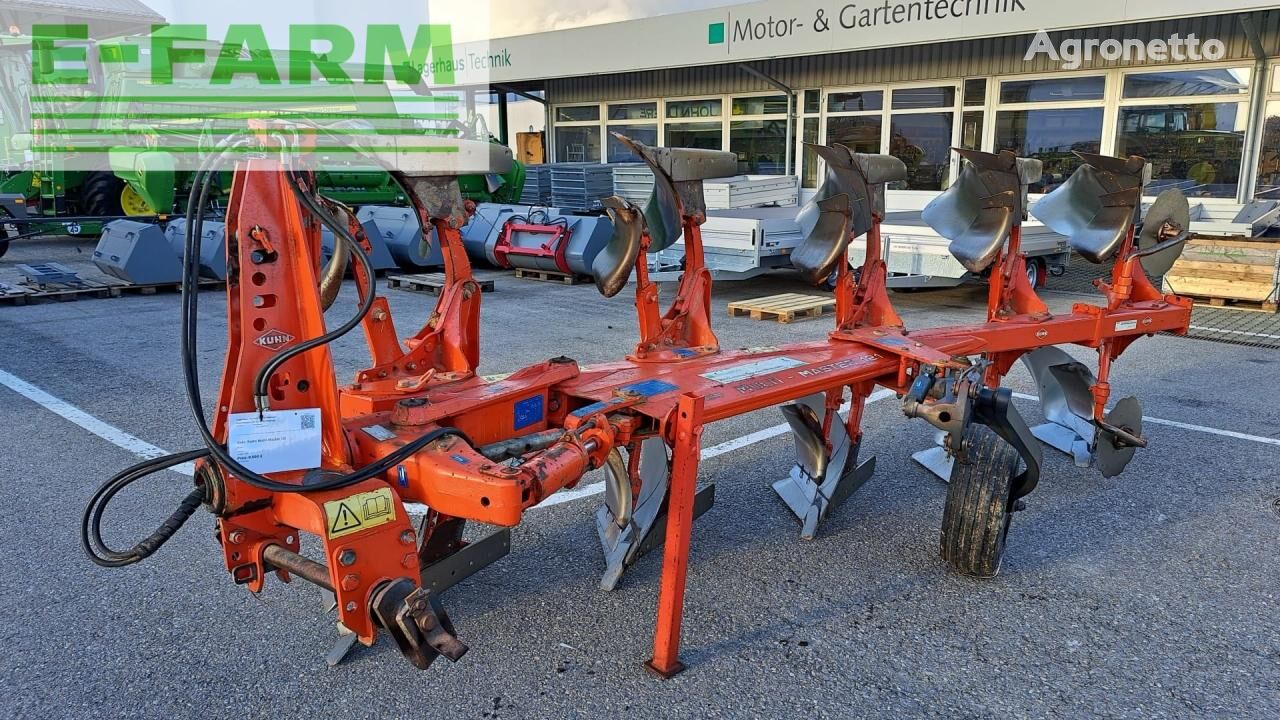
(939, 424), (1021, 578)
(79, 172), (126, 218)
(0, 209), (14, 258)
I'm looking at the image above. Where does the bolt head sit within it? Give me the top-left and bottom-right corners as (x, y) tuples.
(338, 549), (357, 566)
(228, 530), (245, 544)
(341, 573), (360, 591)
(345, 601), (357, 612)
(399, 530), (416, 545)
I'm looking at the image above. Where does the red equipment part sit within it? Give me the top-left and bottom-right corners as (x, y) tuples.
(491, 219), (574, 274)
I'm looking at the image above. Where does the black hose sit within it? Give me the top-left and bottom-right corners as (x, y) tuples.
(81, 449), (211, 567)
(250, 171), (376, 405)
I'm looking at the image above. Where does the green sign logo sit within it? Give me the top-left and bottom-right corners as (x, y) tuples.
(708, 22), (725, 45)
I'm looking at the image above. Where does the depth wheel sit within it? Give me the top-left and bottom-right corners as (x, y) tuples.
(940, 424), (1020, 578)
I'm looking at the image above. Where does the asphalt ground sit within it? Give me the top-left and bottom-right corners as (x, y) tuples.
(1, 243), (1277, 718)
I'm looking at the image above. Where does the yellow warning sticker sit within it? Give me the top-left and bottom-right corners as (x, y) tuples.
(324, 488), (397, 539)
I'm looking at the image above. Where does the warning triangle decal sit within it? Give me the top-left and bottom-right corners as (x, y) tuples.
(330, 502), (362, 534)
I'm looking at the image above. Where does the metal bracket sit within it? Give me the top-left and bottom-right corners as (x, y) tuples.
(970, 387), (1043, 501)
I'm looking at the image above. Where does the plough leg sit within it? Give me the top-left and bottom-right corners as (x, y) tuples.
(646, 394), (704, 678)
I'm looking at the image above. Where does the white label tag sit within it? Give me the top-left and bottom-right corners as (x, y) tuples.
(228, 408), (322, 474)
(1115, 319), (1139, 332)
(701, 356), (806, 384)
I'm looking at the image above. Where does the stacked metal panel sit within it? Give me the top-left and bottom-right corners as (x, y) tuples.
(519, 165), (552, 205)
(611, 167), (798, 210)
(549, 163), (616, 212)
(611, 164), (654, 206)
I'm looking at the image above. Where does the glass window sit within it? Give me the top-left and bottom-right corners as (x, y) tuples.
(666, 121), (723, 150)
(994, 107), (1104, 192)
(999, 76), (1105, 104)
(1123, 68), (1251, 99)
(732, 95), (788, 116)
(803, 89), (821, 114)
(606, 125), (659, 162)
(827, 90), (883, 113)
(730, 119), (787, 174)
(802, 117), (820, 189)
(555, 105), (599, 122)
(608, 102), (658, 121)
(1257, 101), (1280, 200)
(890, 112), (954, 190)
(1116, 103), (1245, 198)
(964, 78), (987, 107)
(961, 110), (984, 150)
(826, 115), (882, 154)
(1273, 71), (1280, 94)
(555, 125), (601, 162)
(666, 98), (721, 119)
(892, 86), (956, 110)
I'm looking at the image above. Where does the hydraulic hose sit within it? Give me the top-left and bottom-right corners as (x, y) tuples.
(81, 449), (211, 567)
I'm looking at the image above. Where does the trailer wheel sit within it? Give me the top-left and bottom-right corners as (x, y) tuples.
(1025, 258), (1041, 289)
(0, 239), (9, 259)
(939, 424), (1021, 578)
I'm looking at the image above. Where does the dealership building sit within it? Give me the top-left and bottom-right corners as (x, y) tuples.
(480, 0), (1280, 205)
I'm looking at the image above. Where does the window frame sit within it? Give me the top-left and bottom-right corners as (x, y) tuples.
(819, 80), (963, 192)
(728, 90), (793, 175)
(1114, 62), (1254, 201)
(550, 102), (604, 163)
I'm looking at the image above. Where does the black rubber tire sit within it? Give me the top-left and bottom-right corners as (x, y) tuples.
(0, 238), (9, 259)
(79, 171), (126, 218)
(940, 424), (1020, 578)
(1025, 258), (1040, 289)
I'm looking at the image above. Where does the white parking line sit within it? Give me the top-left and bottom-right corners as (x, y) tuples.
(1009, 392), (1280, 447)
(0, 369), (197, 475)
(2, 370), (1275, 515)
(1188, 325), (1280, 341)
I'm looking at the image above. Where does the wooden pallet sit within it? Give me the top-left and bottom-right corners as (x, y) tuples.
(513, 267), (584, 285)
(386, 272), (495, 295)
(1164, 237), (1279, 314)
(0, 277), (222, 306)
(1184, 295), (1278, 314)
(727, 293), (836, 323)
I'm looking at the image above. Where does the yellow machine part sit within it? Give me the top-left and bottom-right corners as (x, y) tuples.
(121, 184), (155, 216)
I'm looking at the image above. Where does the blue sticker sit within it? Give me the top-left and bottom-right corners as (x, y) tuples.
(451, 454), (471, 465)
(619, 379), (679, 398)
(513, 395), (545, 430)
(672, 347), (699, 358)
(570, 400), (611, 418)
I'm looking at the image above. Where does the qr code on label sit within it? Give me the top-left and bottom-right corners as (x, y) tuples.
(300, 413), (316, 430)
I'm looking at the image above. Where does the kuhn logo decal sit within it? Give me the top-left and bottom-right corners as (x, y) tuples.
(254, 329), (295, 351)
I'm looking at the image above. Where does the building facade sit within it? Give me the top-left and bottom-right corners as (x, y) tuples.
(485, 2), (1280, 205)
